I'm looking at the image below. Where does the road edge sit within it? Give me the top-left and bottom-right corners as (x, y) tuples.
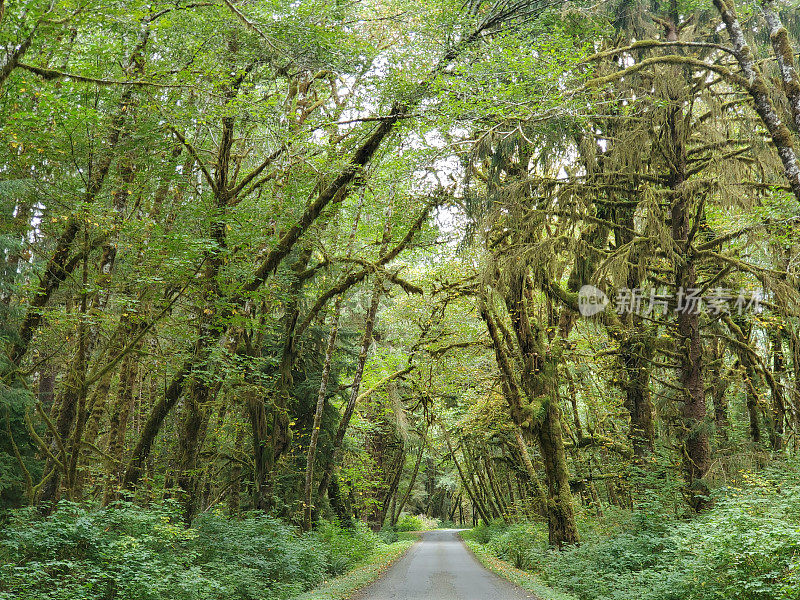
(295, 537), (417, 600)
(460, 534), (578, 600)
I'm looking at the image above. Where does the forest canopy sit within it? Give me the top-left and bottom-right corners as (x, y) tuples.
(2, 0), (800, 598)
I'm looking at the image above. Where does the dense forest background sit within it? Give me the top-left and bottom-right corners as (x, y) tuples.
(2, 0), (800, 598)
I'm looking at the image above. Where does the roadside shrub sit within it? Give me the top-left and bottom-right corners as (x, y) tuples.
(313, 520), (379, 576)
(394, 513), (438, 532)
(467, 518), (507, 544)
(468, 521), (491, 544)
(472, 462), (800, 600)
(395, 514), (424, 531)
(378, 525), (399, 544)
(192, 511), (327, 598)
(0, 502), (387, 600)
(542, 529), (682, 600)
(487, 523), (547, 570)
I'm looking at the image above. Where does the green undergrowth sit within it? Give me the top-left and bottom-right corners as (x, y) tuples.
(395, 513), (440, 532)
(0, 501), (401, 600)
(463, 537), (577, 600)
(464, 461), (800, 600)
(295, 538), (413, 600)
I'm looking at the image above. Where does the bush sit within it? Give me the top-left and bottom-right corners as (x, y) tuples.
(466, 518), (507, 544)
(0, 502), (386, 600)
(394, 513), (438, 532)
(487, 523), (548, 570)
(416, 514), (440, 530)
(395, 514), (424, 532)
(471, 462), (800, 600)
(313, 520), (379, 576)
(378, 525), (399, 544)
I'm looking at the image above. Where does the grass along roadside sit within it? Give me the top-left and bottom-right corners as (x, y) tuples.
(461, 535), (577, 600)
(293, 535), (416, 600)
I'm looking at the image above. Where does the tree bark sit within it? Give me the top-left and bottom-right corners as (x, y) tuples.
(303, 300), (342, 530)
(660, 19), (711, 509)
(441, 425), (491, 523)
(514, 426), (547, 504)
(760, 0), (800, 132)
(713, 0), (800, 200)
(102, 351), (139, 505)
(504, 273), (579, 547)
(317, 271), (384, 501)
(770, 330), (787, 446)
(303, 194), (365, 529)
(620, 329), (655, 459)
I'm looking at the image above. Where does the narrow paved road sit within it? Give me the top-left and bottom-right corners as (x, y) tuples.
(353, 529), (536, 600)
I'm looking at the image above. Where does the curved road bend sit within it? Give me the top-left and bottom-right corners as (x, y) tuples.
(353, 529), (537, 600)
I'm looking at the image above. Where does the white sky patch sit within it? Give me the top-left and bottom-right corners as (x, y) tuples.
(434, 203), (467, 239)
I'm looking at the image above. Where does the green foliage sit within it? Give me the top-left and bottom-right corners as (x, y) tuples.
(464, 538), (578, 600)
(394, 514), (430, 532)
(0, 386), (37, 509)
(0, 502), (386, 600)
(313, 520), (380, 576)
(295, 539), (413, 600)
(378, 525), (399, 544)
(464, 520), (548, 569)
(464, 519), (504, 544)
(471, 463), (800, 600)
(395, 514), (424, 531)
(487, 523), (548, 570)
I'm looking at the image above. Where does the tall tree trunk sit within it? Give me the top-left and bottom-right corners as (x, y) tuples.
(727, 318), (762, 445)
(661, 15), (710, 509)
(671, 156), (711, 511)
(247, 388), (270, 512)
(303, 301), (342, 529)
(483, 452), (509, 517)
(174, 49), (242, 520)
(317, 275), (384, 501)
(707, 338), (731, 442)
(442, 425), (490, 523)
(505, 273), (579, 547)
(621, 328), (655, 459)
(257, 246), (313, 510)
(391, 430), (428, 525)
(36, 257), (88, 508)
(228, 423), (245, 516)
(742, 362), (762, 445)
(513, 427), (546, 507)
(379, 447), (405, 529)
(760, 0), (800, 132)
(770, 330), (786, 447)
(303, 195), (364, 529)
(713, 0), (800, 200)
(327, 472), (353, 527)
(122, 360), (190, 489)
(103, 351), (139, 505)
(64, 239), (90, 502)
(390, 425), (428, 526)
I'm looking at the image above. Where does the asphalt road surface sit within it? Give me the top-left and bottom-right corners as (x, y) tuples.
(353, 529), (537, 600)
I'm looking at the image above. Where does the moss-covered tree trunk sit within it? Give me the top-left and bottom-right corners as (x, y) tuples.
(507, 274), (579, 547)
(665, 43), (710, 511)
